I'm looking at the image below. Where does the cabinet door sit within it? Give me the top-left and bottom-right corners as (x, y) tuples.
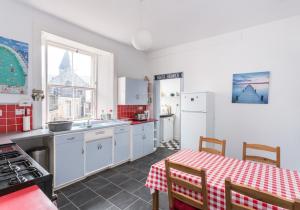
(132, 134), (144, 160)
(55, 133), (84, 187)
(86, 138), (112, 173)
(126, 78), (139, 105)
(143, 123), (154, 155)
(138, 80), (148, 105)
(164, 117), (174, 141)
(114, 131), (130, 164)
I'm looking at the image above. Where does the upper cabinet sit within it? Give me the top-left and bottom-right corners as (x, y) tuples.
(118, 77), (148, 105)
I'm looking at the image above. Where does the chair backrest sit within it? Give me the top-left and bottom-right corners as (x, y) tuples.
(165, 159), (208, 210)
(242, 142), (280, 167)
(199, 136), (226, 156)
(225, 178), (300, 210)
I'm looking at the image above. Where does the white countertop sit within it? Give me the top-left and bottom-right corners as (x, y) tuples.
(0, 120), (131, 145)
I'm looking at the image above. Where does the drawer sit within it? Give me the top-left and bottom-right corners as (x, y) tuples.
(85, 128), (113, 142)
(114, 126), (130, 134)
(55, 133), (84, 146)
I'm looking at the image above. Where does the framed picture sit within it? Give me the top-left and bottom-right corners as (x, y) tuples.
(0, 36), (28, 94)
(232, 71), (270, 104)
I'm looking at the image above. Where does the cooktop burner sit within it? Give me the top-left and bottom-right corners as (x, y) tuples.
(0, 143), (53, 199)
(0, 159), (31, 174)
(0, 151), (21, 160)
(9, 175), (27, 185)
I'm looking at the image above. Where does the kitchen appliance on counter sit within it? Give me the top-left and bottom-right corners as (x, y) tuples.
(0, 143), (53, 199)
(181, 92), (214, 151)
(135, 113), (148, 121)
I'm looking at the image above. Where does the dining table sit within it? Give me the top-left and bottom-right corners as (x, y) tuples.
(145, 149), (300, 210)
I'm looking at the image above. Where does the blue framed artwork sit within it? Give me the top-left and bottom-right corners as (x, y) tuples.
(0, 36), (28, 94)
(232, 71), (270, 104)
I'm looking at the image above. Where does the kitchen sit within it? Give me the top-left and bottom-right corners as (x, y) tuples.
(1, 1), (300, 210)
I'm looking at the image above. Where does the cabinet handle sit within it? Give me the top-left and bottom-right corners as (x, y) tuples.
(67, 137), (75, 141)
(82, 148), (84, 154)
(114, 140), (116, 146)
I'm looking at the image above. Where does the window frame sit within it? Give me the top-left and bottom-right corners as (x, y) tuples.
(45, 40), (98, 122)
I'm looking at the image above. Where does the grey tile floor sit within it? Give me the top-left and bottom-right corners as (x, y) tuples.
(56, 148), (176, 210)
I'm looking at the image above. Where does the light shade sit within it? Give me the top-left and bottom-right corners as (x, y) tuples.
(131, 29), (153, 51)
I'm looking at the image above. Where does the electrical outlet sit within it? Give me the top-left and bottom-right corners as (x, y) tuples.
(15, 109), (24, 116)
(26, 108), (31, 115)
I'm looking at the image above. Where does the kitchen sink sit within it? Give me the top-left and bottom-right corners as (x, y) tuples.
(72, 120), (125, 129)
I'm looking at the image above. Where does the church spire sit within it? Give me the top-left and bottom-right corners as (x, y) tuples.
(59, 52), (71, 73)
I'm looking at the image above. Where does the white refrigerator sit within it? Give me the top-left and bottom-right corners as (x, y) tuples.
(181, 92), (214, 151)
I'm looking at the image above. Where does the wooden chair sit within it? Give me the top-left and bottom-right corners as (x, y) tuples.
(225, 178), (300, 210)
(242, 142), (280, 167)
(165, 159), (209, 210)
(199, 136), (226, 156)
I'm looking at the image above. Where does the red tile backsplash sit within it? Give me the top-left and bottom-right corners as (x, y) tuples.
(117, 105), (148, 119)
(0, 104), (33, 133)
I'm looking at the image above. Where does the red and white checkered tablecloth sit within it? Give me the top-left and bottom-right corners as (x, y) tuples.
(145, 150), (300, 210)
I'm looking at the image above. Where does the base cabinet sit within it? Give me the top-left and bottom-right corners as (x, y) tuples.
(55, 133), (84, 187)
(114, 127), (130, 164)
(143, 123), (154, 155)
(85, 138), (113, 174)
(131, 122), (154, 160)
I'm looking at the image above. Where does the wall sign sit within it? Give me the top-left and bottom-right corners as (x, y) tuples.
(232, 71), (270, 104)
(0, 36), (28, 94)
(154, 72), (183, 80)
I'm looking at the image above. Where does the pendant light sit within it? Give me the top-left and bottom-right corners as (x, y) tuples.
(131, 0), (152, 51)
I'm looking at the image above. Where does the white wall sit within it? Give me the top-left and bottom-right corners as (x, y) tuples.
(149, 16), (300, 170)
(0, 0), (149, 128)
(160, 79), (181, 140)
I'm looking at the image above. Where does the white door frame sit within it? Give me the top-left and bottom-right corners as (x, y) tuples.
(153, 72), (184, 148)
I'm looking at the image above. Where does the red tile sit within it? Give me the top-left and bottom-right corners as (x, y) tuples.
(17, 124), (23, 132)
(7, 105), (16, 111)
(0, 111), (6, 119)
(7, 118), (16, 125)
(0, 119), (6, 126)
(7, 111), (15, 118)
(16, 117), (23, 125)
(0, 105), (6, 111)
(7, 125), (16, 132)
(0, 126), (6, 133)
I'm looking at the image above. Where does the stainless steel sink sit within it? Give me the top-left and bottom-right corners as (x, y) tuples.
(72, 120), (124, 129)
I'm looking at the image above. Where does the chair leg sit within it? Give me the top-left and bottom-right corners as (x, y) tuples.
(152, 190), (159, 210)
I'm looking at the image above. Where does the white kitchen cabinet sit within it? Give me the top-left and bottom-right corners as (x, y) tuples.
(131, 122), (154, 160)
(54, 133), (84, 187)
(118, 77), (148, 105)
(85, 137), (113, 174)
(143, 122), (154, 155)
(160, 116), (174, 142)
(114, 126), (130, 164)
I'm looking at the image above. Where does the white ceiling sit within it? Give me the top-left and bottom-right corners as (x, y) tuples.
(17, 0), (300, 51)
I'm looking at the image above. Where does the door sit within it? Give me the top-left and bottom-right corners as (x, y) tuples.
(181, 112), (206, 151)
(181, 92), (207, 112)
(132, 134), (144, 159)
(114, 131), (130, 164)
(143, 123), (154, 155)
(86, 138), (112, 173)
(55, 133), (84, 187)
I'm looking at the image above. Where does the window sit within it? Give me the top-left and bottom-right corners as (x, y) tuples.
(46, 43), (96, 121)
